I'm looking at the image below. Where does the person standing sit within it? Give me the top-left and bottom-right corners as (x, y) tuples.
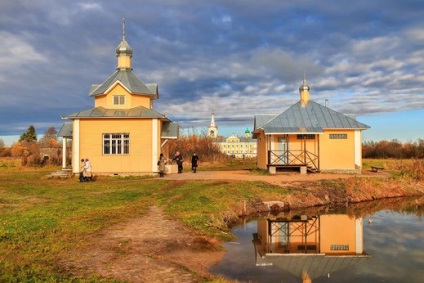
(83, 158), (92, 180)
(174, 151), (183, 173)
(191, 152), (199, 173)
(158, 153), (167, 177)
(79, 159), (85, 182)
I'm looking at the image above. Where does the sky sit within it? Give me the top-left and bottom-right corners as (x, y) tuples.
(0, 0), (423, 146)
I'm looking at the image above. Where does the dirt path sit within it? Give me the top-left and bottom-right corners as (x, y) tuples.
(65, 206), (224, 282)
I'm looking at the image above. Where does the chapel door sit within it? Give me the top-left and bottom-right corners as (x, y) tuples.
(277, 136), (288, 164)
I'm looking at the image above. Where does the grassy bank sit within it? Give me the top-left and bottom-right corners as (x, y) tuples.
(1, 159), (423, 281)
(0, 166), (286, 281)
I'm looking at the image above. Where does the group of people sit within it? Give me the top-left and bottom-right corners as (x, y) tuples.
(78, 153), (196, 180)
(79, 158), (92, 182)
(157, 151), (199, 177)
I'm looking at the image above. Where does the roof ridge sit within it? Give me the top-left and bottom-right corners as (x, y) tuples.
(89, 69), (158, 98)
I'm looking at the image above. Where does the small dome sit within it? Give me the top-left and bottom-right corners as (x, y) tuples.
(245, 128), (251, 134)
(116, 39), (133, 56)
(299, 79), (310, 92)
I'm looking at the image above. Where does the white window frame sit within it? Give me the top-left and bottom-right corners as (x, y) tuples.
(113, 95), (126, 105)
(103, 133), (130, 155)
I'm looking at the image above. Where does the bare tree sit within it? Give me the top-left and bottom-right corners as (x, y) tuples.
(39, 127), (58, 148)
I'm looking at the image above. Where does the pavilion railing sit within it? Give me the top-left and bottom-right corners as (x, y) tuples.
(268, 150), (319, 170)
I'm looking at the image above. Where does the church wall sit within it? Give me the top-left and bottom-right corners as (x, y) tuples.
(256, 131), (267, 169)
(93, 94), (107, 108)
(77, 118), (156, 174)
(94, 84), (152, 109)
(131, 95), (153, 109)
(319, 129), (357, 171)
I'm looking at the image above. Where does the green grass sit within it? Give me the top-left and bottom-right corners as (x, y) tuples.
(157, 180), (287, 239)
(0, 164), (288, 282)
(0, 167), (166, 282)
(197, 157), (256, 171)
(362, 158), (414, 171)
(362, 158), (424, 180)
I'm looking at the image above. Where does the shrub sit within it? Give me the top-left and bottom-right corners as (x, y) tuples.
(393, 159), (424, 181)
(168, 128), (227, 162)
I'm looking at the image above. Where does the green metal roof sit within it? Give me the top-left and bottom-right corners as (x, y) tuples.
(62, 106), (167, 119)
(254, 100), (370, 135)
(89, 69), (158, 99)
(57, 122), (72, 138)
(161, 122), (179, 139)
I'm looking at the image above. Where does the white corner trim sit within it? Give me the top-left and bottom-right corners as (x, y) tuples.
(356, 218), (364, 254)
(72, 120), (80, 174)
(152, 119), (158, 171)
(354, 130), (361, 168)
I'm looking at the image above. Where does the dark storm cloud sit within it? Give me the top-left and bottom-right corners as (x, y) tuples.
(0, 0), (423, 137)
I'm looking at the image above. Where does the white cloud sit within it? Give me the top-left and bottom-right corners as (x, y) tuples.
(405, 27), (424, 41)
(78, 2), (103, 12)
(212, 15), (232, 25)
(46, 1), (104, 26)
(0, 32), (45, 66)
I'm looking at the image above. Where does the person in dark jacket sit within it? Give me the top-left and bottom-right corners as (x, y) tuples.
(191, 152), (199, 173)
(174, 151), (183, 173)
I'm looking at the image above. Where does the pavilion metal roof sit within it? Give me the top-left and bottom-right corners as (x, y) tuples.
(89, 69), (158, 99)
(254, 100), (370, 135)
(254, 114), (277, 130)
(256, 253), (370, 280)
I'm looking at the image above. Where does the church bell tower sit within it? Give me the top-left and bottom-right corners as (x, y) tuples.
(208, 112), (218, 138)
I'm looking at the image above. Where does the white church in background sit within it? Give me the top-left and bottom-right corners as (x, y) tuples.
(208, 112), (218, 138)
(208, 112), (257, 158)
(219, 129), (257, 158)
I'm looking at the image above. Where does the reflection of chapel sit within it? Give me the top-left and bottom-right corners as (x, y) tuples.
(58, 20), (178, 175)
(253, 213), (370, 282)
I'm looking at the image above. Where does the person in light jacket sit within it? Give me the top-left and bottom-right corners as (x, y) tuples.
(83, 158), (92, 178)
(79, 159), (85, 182)
(158, 153), (167, 177)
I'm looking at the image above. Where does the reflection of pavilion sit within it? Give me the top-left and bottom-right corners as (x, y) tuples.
(252, 214), (370, 282)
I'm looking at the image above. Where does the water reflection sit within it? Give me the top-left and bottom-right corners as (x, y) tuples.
(253, 213), (369, 282)
(210, 198), (424, 283)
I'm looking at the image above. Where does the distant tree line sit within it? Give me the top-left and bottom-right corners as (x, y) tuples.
(1, 126), (423, 167)
(363, 139), (424, 159)
(0, 125), (66, 166)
